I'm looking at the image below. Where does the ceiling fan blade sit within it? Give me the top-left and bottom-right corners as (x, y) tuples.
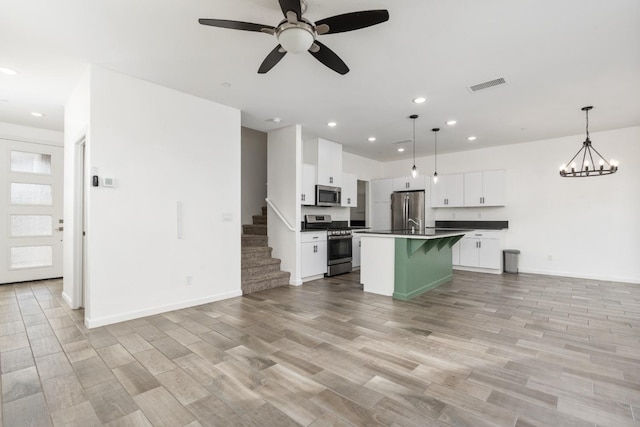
(315, 10), (389, 34)
(308, 41), (349, 75)
(258, 45), (287, 74)
(278, 0), (302, 21)
(198, 19), (275, 33)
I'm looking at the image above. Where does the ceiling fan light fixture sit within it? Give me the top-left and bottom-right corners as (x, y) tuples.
(277, 26), (314, 53)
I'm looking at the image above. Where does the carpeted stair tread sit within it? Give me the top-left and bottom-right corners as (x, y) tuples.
(243, 224), (267, 235)
(252, 215), (267, 225)
(242, 246), (272, 259)
(242, 256), (281, 269)
(241, 270), (290, 294)
(241, 235), (268, 247)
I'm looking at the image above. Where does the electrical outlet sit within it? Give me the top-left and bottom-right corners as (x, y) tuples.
(185, 275), (193, 286)
(477, 212), (482, 218)
(452, 212), (456, 218)
(547, 255), (552, 262)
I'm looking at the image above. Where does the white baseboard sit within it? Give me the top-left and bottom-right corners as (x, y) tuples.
(453, 265), (503, 275)
(61, 291), (75, 308)
(85, 290), (242, 329)
(518, 268), (640, 285)
(301, 274), (325, 283)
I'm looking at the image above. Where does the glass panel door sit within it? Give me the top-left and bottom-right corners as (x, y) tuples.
(1, 139), (63, 284)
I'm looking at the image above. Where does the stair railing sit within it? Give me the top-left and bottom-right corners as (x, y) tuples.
(264, 198), (296, 232)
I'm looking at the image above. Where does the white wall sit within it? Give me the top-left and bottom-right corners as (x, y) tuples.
(267, 125), (301, 284)
(241, 127), (267, 225)
(65, 66), (242, 327)
(0, 122), (64, 146)
(63, 68), (90, 308)
(343, 151), (384, 180)
(382, 127), (640, 283)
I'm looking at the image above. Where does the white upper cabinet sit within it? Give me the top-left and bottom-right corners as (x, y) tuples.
(392, 175), (426, 191)
(303, 138), (343, 187)
(431, 173), (464, 207)
(341, 172), (357, 207)
(464, 170), (505, 207)
(371, 178), (393, 203)
(301, 163), (316, 205)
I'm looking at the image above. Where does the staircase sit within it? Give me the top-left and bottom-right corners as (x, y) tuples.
(241, 206), (290, 294)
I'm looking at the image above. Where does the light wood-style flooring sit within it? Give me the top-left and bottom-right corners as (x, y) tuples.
(1, 271), (640, 426)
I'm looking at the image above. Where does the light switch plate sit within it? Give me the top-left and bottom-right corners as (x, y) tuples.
(103, 177), (115, 187)
(222, 213), (233, 222)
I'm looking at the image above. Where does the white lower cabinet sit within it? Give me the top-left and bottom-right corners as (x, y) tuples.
(352, 235), (361, 268)
(301, 232), (327, 279)
(454, 231), (503, 271)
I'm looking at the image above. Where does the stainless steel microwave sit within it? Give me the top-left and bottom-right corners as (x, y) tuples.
(316, 185), (341, 207)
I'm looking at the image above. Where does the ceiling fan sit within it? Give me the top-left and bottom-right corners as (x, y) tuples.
(198, 0), (389, 75)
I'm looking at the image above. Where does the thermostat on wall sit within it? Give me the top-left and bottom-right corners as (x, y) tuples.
(103, 177), (115, 187)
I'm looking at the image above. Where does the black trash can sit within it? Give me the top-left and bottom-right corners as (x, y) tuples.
(503, 249), (520, 273)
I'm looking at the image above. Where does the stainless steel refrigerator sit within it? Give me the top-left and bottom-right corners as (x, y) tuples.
(391, 191), (425, 231)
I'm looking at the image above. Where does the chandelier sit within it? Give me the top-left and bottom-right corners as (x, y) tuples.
(560, 106), (618, 177)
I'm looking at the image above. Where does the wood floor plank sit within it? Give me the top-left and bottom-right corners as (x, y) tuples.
(2, 271), (640, 426)
(85, 379), (140, 423)
(41, 372), (88, 412)
(133, 386), (195, 427)
(112, 362), (161, 397)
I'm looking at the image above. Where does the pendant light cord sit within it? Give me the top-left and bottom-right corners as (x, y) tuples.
(585, 108), (590, 141)
(434, 131), (438, 171)
(412, 118), (416, 165)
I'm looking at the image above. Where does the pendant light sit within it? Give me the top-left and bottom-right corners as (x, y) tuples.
(432, 127), (440, 183)
(559, 106), (618, 177)
(409, 114), (419, 178)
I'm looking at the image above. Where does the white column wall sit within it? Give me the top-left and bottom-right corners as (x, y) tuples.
(267, 125), (301, 285)
(63, 68), (90, 308)
(66, 66), (242, 327)
(382, 126), (640, 283)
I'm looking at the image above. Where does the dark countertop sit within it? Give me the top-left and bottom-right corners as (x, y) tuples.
(435, 220), (508, 230)
(357, 227), (472, 238)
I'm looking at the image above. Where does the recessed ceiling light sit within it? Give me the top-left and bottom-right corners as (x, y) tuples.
(413, 97), (426, 104)
(31, 112), (45, 117)
(0, 67), (18, 76)
(368, 137), (376, 142)
(467, 136), (477, 141)
(327, 122), (337, 127)
(271, 117), (281, 124)
(397, 148), (405, 152)
(221, 82), (231, 88)
(446, 120), (457, 126)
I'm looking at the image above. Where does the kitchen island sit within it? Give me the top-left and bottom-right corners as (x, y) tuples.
(357, 228), (469, 301)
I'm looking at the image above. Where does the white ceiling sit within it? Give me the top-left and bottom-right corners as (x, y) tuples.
(1, 0), (639, 161)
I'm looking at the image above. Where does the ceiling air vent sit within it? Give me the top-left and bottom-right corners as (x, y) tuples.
(467, 77), (507, 93)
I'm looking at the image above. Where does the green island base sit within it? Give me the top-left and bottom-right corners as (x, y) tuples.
(392, 235), (463, 301)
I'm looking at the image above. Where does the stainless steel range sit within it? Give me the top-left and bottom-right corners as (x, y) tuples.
(304, 215), (353, 277)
